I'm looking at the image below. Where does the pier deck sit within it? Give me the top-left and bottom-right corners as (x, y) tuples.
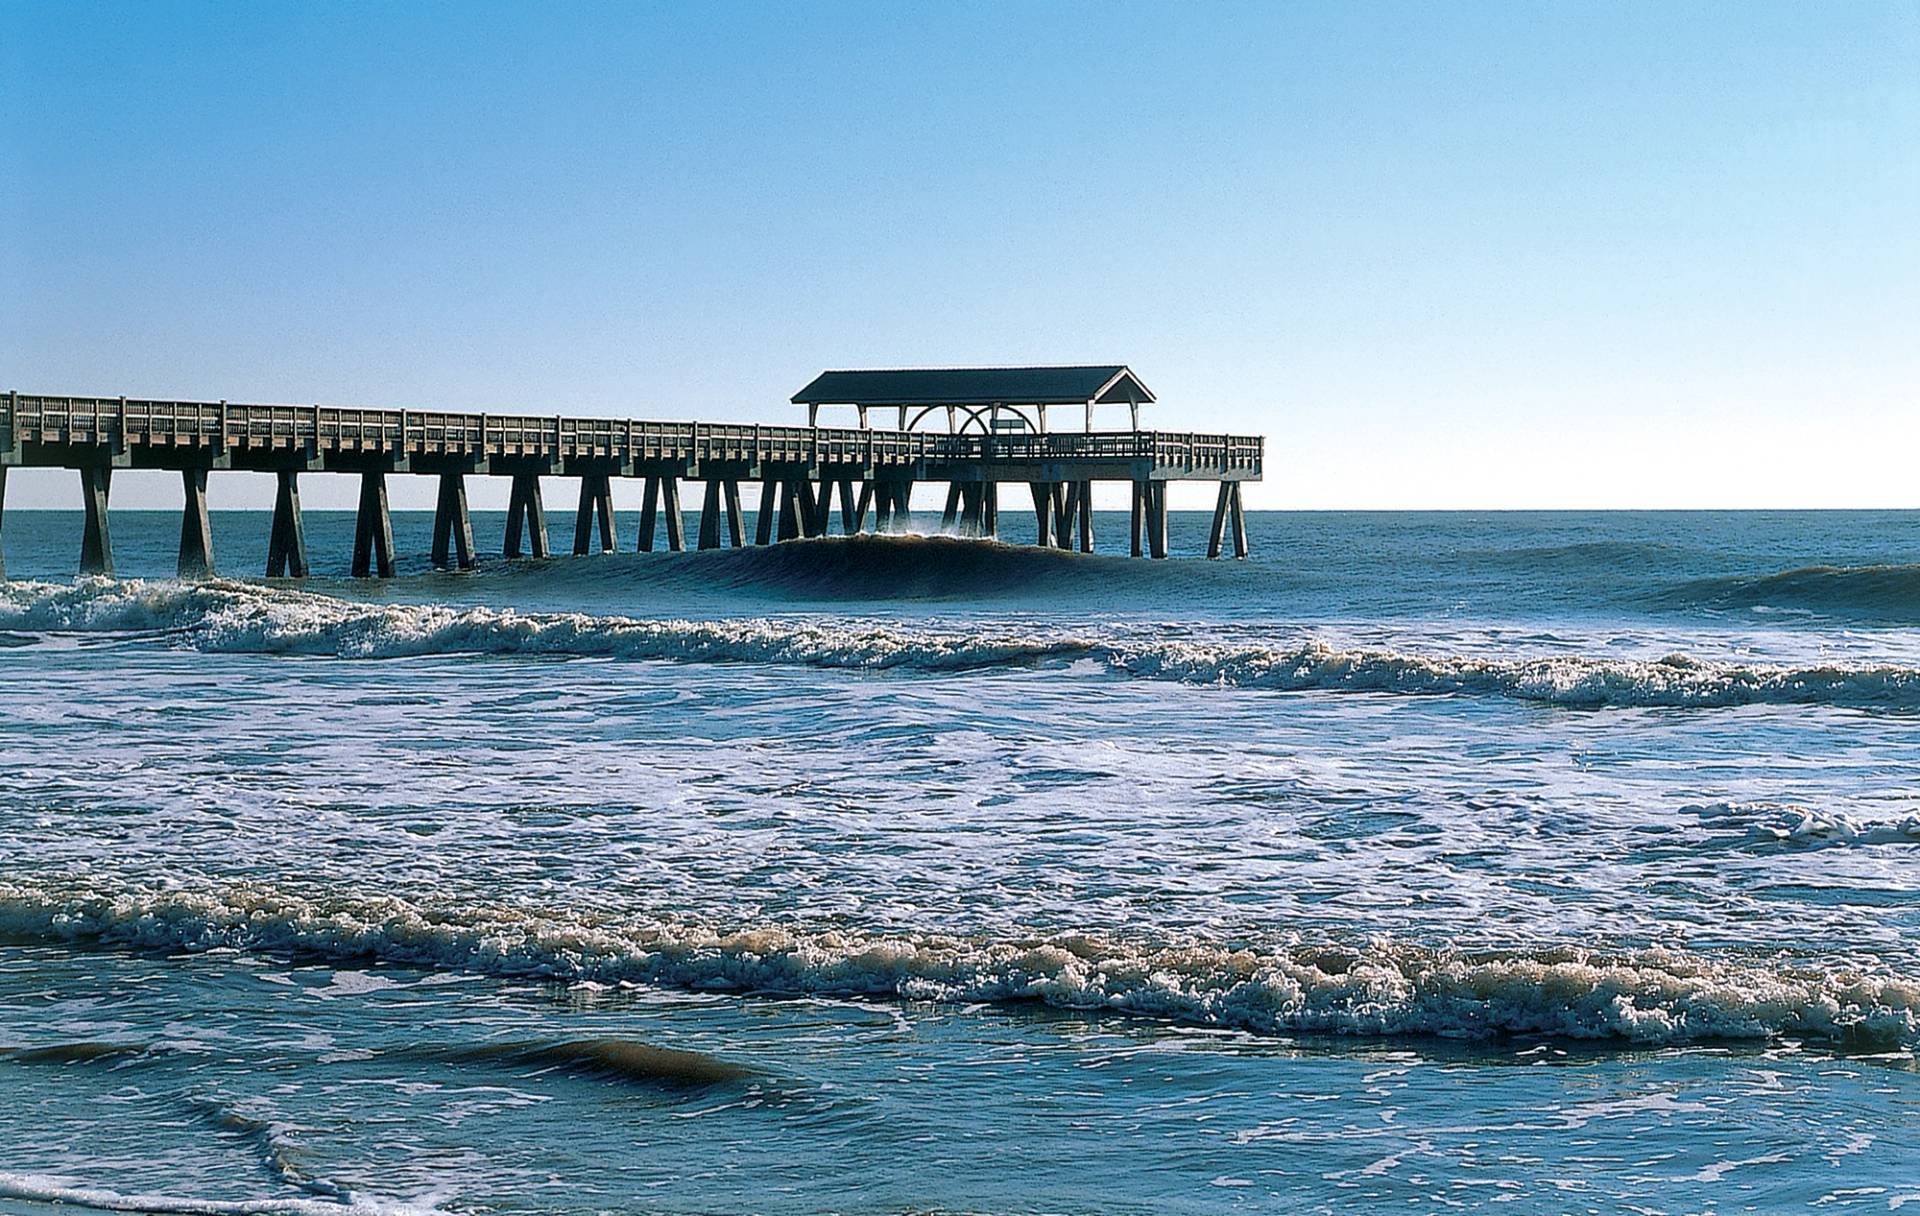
(0, 391), (1264, 577)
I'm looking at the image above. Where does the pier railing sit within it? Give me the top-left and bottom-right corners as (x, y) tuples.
(2, 393), (1263, 479)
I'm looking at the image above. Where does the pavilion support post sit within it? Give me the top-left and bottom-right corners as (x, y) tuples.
(504, 472), (548, 559)
(1029, 481), (1053, 548)
(1230, 482), (1249, 559)
(268, 470), (309, 577)
(1130, 480), (1146, 558)
(430, 472), (476, 571)
(722, 480), (746, 547)
(78, 465), (112, 576)
(1077, 479), (1094, 552)
(177, 468), (215, 579)
(755, 479), (777, 545)
(661, 477), (685, 551)
(638, 476), (661, 552)
(1148, 481), (1169, 560)
(1207, 481), (1232, 560)
(838, 479), (859, 535)
(941, 482), (962, 531)
(698, 480), (722, 549)
(351, 470), (395, 578)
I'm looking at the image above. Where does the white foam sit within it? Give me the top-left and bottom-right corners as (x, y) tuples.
(2, 878), (1914, 1049)
(1683, 802), (1920, 847)
(0, 1171), (441, 1216)
(5, 578), (1920, 710)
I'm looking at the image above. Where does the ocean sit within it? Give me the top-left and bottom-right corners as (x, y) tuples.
(0, 506), (1916, 1214)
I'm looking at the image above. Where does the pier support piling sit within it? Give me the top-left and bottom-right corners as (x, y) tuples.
(661, 477), (685, 551)
(0, 467), (7, 579)
(78, 465), (112, 576)
(1146, 481), (1169, 560)
(942, 482), (963, 531)
(503, 472), (549, 559)
(838, 479), (860, 535)
(177, 468), (215, 579)
(1230, 482), (1249, 559)
(722, 480), (746, 547)
(852, 481), (873, 534)
(698, 481), (722, 549)
(573, 473), (615, 554)
(1207, 481), (1232, 560)
(777, 480), (802, 541)
(267, 470), (309, 577)
(1130, 480), (1146, 558)
(351, 470), (396, 578)
(755, 479), (777, 545)
(638, 477), (661, 552)
(1076, 480), (1094, 552)
(430, 472), (476, 570)
(1029, 482), (1053, 548)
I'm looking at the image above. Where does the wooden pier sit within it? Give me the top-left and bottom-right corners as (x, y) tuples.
(0, 367), (1262, 579)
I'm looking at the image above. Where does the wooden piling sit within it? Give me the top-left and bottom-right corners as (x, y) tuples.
(1229, 482), (1249, 559)
(755, 479), (777, 545)
(1130, 480), (1146, 558)
(430, 471), (476, 570)
(661, 477), (685, 551)
(941, 481), (962, 531)
(722, 479), (746, 547)
(503, 472), (548, 559)
(698, 480), (722, 549)
(1148, 481), (1169, 560)
(638, 476), (660, 552)
(267, 470), (309, 577)
(837, 479), (859, 535)
(1029, 481), (1053, 547)
(852, 481), (873, 534)
(78, 465), (112, 576)
(351, 470), (396, 578)
(1206, 480), (1232, 560)
(0, 467), (8, 580)
(177, 468), (215, 579)
(1077, 479), (1094, 552)
(777, 480), (801, 541)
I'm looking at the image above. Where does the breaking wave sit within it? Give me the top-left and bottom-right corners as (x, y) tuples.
(6, 577), (1920, 709)
(1662, 564), (1920, 623)
(0, 1172), (438, 1216)
(1, 879), (1914, 1050)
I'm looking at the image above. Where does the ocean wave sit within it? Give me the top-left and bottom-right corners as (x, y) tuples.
(1, 879), (1914, 1050)
(1662, 564), (1920, 623)
(6, 577), (1920, 709)
(1684, 802), (1920, 848)
(0, 1172), (439, 1216)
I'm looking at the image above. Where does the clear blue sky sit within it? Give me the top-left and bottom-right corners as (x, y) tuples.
(3, 1), (1916, 510)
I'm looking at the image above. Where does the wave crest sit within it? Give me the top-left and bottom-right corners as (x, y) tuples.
(7, 577), (1920, 710)
(2, 879), (1914, 1049)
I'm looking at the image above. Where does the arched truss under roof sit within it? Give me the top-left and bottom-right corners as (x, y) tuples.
(791, 366), (1154, 432)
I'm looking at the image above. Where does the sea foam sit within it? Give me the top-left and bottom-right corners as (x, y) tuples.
(1, 878), (1913, 1050)
(5, 577), (1920, 710)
